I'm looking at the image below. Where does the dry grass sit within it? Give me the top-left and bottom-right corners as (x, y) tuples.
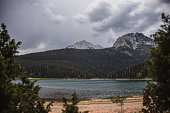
(48, 96), (144, 113)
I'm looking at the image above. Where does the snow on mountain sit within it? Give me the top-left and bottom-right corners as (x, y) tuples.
(67, 40), (104, 49)
(113, 33), (155, 49)
(67, 33), (154, 51)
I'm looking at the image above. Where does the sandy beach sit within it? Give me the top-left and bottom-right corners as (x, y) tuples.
(48, 96), (143, 113)
(29, 77), (152, 81)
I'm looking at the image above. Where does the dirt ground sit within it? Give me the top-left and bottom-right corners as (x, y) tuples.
(48, 96), (144, 113)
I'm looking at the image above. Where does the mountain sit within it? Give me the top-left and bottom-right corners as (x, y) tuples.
(67, 40), (104, 49)
(113, 33), (155, 49)
(16, 33), (154, 78)
(112, 33), (155, 56)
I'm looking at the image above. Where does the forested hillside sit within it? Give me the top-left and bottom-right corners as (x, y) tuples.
(108, 62), (148, 79)
(16, 46), (150, 78)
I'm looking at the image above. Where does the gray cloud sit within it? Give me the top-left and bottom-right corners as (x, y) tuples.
(0, 0), (74, 54)
(160, 0), (170, 4)
(44, 8), (67, 24)
(87, 1), (112, 22)
(75, 0), (168, 36)
(73, 14), (88, 24)
(0, 0), (169, 54)
(92, 2), (140, 33)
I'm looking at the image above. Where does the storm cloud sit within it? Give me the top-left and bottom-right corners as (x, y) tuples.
(75, 0), (168, 35)
(0, 0), (169, 54)
(87, 1), (112, 22)
(160, 0), (170, 4)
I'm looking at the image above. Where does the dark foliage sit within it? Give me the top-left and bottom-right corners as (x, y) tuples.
(0, 23), (53, 113)
(16, 44), (151, 78)
(108, 62), (148, 79)
(142, 13), (170, 112)
(62, 92), (88, 113)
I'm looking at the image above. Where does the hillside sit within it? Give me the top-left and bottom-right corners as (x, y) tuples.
(108, 62), (148, 79)
(16, 33), (154, 78)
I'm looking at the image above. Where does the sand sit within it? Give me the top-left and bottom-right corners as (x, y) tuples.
(29, 78), (152, 80)
(48, 96), (144, 113)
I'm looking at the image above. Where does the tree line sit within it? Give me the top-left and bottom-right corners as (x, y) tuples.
(16, 44), (151, 78)
(19, 61), (93, 78)
(108, 62), (148, 79)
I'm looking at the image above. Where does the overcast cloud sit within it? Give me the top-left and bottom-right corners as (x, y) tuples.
(160, 0), (170, 4)
(0, 0), (169, 54)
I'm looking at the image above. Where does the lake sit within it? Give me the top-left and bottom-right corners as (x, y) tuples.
(34, 79), (148, 99)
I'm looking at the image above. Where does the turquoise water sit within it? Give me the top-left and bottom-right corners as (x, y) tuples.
(34, 80), (148, 99)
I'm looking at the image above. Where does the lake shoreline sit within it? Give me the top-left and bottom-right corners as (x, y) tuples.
(47, 96), (144, 113)
(29, 77), (152, 80)
(44, 95), (142, 102)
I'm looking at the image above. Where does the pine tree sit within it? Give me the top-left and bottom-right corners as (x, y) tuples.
(62, 92), (79, 113)
(0, 23), (53, 113)
(142, 13), (170, 112)
(62, 92), (89, 113)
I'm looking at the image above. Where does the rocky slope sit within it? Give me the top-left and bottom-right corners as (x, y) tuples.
(113, 33), (155, 49)
(67, 40), (103, 49)
(16, 33), (155, 78)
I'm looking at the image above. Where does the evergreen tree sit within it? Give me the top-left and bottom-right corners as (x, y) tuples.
(62, 92), (79, 113)
(0, 23), (53, 113)
(142, 13), (170, 112)
(62, 92), (88, 113)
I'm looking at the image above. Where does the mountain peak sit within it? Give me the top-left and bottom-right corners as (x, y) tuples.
(79, 40), (87, 42)
(113, 32), (155, 49)
(124, 32), (144, 37)
(67, 40), (104, 49)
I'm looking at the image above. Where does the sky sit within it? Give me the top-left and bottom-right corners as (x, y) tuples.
(0, 0), (170, 54)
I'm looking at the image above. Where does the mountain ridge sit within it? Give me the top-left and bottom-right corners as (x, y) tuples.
(113, 32), (155, 49)
(67, 40), (104, 49)
(16, 32), (154, 78)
